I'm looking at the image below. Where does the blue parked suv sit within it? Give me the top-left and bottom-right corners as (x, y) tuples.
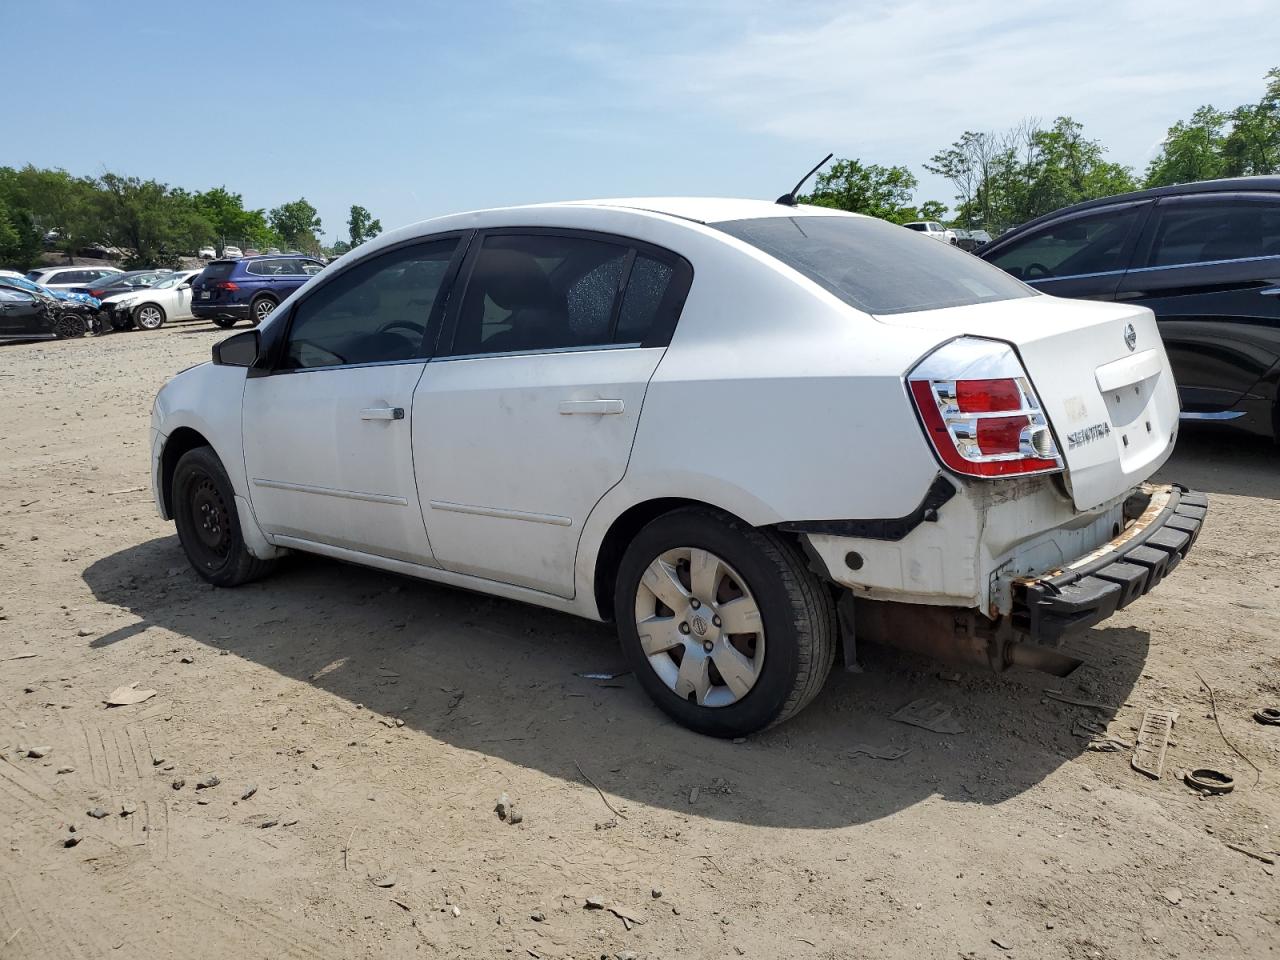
(191, 254), (324, 328)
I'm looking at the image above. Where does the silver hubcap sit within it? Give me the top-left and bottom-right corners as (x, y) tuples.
(255, 300), (274, 320)
(634, 547), (764, 708)
(139, 306), (162, 328)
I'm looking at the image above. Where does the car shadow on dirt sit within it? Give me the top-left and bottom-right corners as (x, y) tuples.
(84, 536), (1150, 830)
(1157, 426), (1277, 500)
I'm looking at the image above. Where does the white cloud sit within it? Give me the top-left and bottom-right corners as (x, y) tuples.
(579, 0), (1280, 194)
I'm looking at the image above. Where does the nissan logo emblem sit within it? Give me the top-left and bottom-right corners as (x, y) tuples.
(1123, 323), (1137, 352)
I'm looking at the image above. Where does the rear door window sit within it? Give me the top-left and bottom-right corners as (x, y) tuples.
(716, 215), (1033, 314)
(985, 205), (1146, 281)
(1142, 194), (1280, 268)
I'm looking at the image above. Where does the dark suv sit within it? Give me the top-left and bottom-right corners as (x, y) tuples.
(980, 177), (1280, 441)
(191, 255), (324, 328)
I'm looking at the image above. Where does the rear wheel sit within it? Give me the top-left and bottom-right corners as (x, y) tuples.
(250, 296), (277, 326)
(135, 303), (166, 330)
(53, 312), (86, 339)
(172, 446), (276, 587)
(614, 507), (836, 737)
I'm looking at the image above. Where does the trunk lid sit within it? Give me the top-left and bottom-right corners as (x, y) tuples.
(881, 295), (1180, 511)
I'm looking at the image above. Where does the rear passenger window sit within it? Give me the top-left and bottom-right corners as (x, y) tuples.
(447, 235), (686, 356)
(448, 234), (630, 356)
(1144, 196), (1280, 267)
(282, 239), (457, 370)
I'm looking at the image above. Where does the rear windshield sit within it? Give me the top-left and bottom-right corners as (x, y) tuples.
(200, 261), (237, 280)
(713, 215), (1035, 315)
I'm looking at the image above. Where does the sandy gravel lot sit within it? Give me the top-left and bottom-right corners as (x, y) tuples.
(1, 323), (1278, 959)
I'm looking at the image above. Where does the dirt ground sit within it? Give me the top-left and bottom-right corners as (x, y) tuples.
(1, 323), (1277, 960)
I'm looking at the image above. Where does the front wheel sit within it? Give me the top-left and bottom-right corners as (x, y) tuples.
(53, 312), (86, 339)
(172, 446), (276, 587)
(135, 303), (166, 330)
(614, 507), (836, 737)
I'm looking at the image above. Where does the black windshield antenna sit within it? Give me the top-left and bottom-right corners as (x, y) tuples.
(776, 153), (833, 206)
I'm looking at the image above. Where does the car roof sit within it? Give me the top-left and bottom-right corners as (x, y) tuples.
(989, 175), (1280, 248)
(552, 197), (860, 225)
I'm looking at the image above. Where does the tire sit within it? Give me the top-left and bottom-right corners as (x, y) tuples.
(53, 312), (86, 339)
(613, 507), (836, 737)
(211, 317), (237, 329)
(171, 446), (276, 587)
(135, 303), (166, 330)
(250, 296), (277, 326)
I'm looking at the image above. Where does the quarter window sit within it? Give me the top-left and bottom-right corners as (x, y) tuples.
(282, 239), (457, 370)
(985, 206), (1144, 281)
(1144, 196), (1280, 268)
(616, 254), (675, 342)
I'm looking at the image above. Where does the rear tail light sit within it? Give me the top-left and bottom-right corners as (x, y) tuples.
(908, 337), (1063, 478)
(213, 281), (239, 292)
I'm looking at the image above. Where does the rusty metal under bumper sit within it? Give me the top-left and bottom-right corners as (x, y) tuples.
(1013, 484), (1206, 644)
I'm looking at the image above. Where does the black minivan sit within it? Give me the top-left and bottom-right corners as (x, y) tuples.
(980, 177), (1280, 441)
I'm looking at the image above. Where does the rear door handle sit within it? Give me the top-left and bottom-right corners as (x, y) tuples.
(1260, 285), (1280, 296)
(559, 399), (624, 416)
(361, 406), (404, 421)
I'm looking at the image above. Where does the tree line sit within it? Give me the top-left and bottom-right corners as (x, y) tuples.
(803, 66), (1279, 231)
(2, 68), (1275, 268)
(0, 167), (383, 270)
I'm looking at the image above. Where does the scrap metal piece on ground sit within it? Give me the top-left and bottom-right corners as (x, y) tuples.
(890, 698), (963, 735)
(105, 682), (157, 706)
(1184, 768), (1234, 794)
(1132, 708), (1178, 779)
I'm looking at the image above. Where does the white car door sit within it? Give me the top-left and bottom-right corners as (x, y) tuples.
(412, 231), (691, 598)
(242, 237), (465, 563)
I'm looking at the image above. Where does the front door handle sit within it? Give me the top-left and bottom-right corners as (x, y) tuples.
(361, 406), (404, 421)
(559, 399), (624, 416)
(1260, 285), (1280, 297)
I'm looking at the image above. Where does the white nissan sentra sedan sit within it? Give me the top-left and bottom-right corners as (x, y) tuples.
(150, 198), (1206, 737)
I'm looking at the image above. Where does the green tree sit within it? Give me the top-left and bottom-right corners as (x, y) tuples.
(1144, 105), (1228, 186)
(192, 186), (278, 254)
(2, 165), (100, 262)
(94, 173), (213, 267)
(1221, 67), (1280, 176)
(800, 158), (919, 222)
(917, 200), (949, 222)
(0, 186), (43, 270)
(269, 198), (322, 251)
(347, 204), (382, 247)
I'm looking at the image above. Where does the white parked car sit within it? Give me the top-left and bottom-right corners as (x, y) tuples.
(103, 270), (201, 330)
(221, 246), (243, 259)
(26, 265), (123, 290)
(198, 246), (217, 260)
(150, 198), (1204, 737)
(903, 220), (958, 244)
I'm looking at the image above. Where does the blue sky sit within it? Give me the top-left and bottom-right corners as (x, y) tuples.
(5, 0), (1278, 241)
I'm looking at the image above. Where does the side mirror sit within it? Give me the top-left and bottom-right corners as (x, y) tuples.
(179, 283), (191, 290)
(212, 329), (260, 367)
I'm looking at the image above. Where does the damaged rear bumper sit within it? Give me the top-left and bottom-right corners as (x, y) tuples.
(1013, 484), (1206, 643)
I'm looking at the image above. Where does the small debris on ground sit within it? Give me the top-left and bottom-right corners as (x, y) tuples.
(87, 807), (109, 819)
(56, 766), (74, 775)
(495, 792), (511, 820)
(688, 786), (700, 804)
(1161, 887), (1182, 905)
(846, 741), (911, 760)
(241, 784), (258, 801)
(195, 774), (221, 790)
(22, 745), (51, 759)
(120, 803), (137, 817)
(1132, 708), (1178, 779)
(890, 698), (964, 734)
(584, 896), (605, 910)
(171, 778), (186, 790)
(370, 875), (396, 888)
(105, 682), (157, 707)
(530, 911), (546, 922)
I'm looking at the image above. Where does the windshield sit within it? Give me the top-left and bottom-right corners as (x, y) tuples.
(713, 214), (1035, 315)
(151, 273), (189, 289)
